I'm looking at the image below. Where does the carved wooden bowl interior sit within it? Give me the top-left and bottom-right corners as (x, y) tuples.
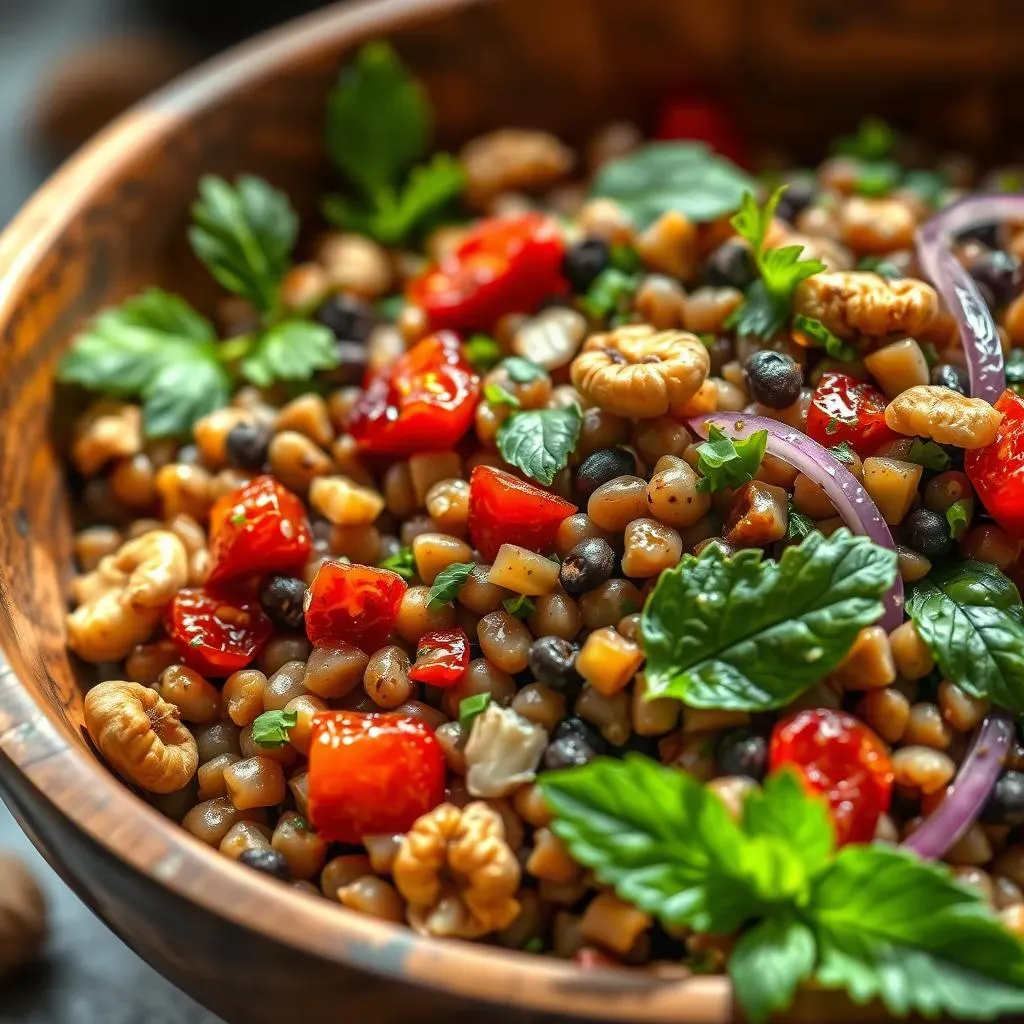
(0, 1), (1022, 1021)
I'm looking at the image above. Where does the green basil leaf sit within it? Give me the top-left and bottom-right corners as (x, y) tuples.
(459, 692), (492, 731)
(906, 560), (1024, 710)
(378, 546), (416, 581)
(694, 425), (768, 493)
(729, 915), (817, 1024)
(907, 438), (952, 472)
(484, 382), (521, 409)
(325, 41), (430, 198)
(497, 405), (582, 485)
(641, 530), (898, 710)
(462, 335), (502, 372)
(142, 357), (232, 439)
(239, 320), (339, 388)
(427, 561), (476, 609)
(251, 709), (299, 748)
(189, 175), (298, 313)
(501, 356), (548, 384)
(590, 142), (756, 227)
(811, 845), (1024, 1020)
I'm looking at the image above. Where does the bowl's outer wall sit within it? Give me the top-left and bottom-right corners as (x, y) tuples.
(0, 0), (1021, 1021)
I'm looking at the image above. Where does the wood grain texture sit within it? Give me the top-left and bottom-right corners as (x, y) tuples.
(0, 0), (1019, 1021)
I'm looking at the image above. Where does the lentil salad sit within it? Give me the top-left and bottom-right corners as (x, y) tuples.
(56, 41), (1024, 1022)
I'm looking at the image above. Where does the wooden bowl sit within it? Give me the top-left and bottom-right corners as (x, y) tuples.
(1, 1), (1015, 1021)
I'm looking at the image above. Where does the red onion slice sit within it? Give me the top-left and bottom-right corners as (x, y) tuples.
(916, 195), (1019, 403)
(901, 710), (1014, 860)
(687, 413), (904, 629)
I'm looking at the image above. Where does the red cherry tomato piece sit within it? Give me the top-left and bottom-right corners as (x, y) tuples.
(966, 389), (1024, 538)
(308, 711), (445, 843)
(347, 332), (480, 457)
(409, 628), (471, 688)
(304, 559), (406, 652)
(467, 465), (577, 561)
(655, 94), (747, 166)
(805, 372), (896, 457)
(166, 586), (272, 677)
(208, 475), (312, 584)
(769, 708), (893, 846)
(408, 212), (566, 332)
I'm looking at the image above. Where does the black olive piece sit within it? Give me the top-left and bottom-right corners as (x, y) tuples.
(981, 771), (1024, 828)
(576, 446), (636, 500)
(716, 729), (768, 781)
(225, 422), (271, 471)
(528, 637), (583, 694)
(774, 179), (815, 224)
(544, 716), (607, 770)
(555, 716), (607, 753)
(316, 293), (375, 344)
(562, 238), (611, 294)
(968, 249), (1023, 309)
(260, 575), (308, 631)
(560, 538), (616, 596)
(957, 222), (999, 249)
(745, 350), (804, 410)
(238, 847), (291, 881)
(930, 363), (968, 396)
(903, 507), (954, 559)
(704, 239), (757, 291)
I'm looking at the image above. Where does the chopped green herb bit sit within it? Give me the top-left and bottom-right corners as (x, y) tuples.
(251, 710), (298, 749)
(609, 243), (642, 273)
(463, 334), (503, 371)
(501, 356), (548, 384)
(854, 160), (901, 198)
(907, 438), (951, 472)
(459, 692), (492, 730)
(374, 294), (405, 321)
(856, 255), (903, 279)
(503, 594), (536, 620)
(793, 314), (856, 362)
(483, 382), (521, 409)
(828, 441), (857, 466)
(694, 425), (768, 493)
(581, 268), (639, 320)
(946, 499), (971, 539)
(378, 546), (417, 581)
(831, 117), (897, 162)
(786, 505), (816, 540)
(427, 561), (476, 609)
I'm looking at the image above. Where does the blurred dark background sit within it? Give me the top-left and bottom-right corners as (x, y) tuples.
(0, 6), (331, 1021)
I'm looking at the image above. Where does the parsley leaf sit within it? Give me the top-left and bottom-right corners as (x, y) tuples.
(497, 405), (582, 486)
(459, 692), (492, 730)
(907, 438), (952, 472)
(581, 268), (638, 320)
(189, 175), (297, 314)
(694, 425), (768, 493)
(729, 189), (826, 339)
(501, 356), (548, 384)
(378, 546), (416, 581)
(503, 594), (536, 620)
(641, 529), (898, 710)
(906, 560), (1024, 712)
(828, 441), (856, 466)
(590, 142), (757, 227)
(427, 561), (476, 609)
(251, 709), (298, 748)
(483, 382), (521, 409)
(142, 358), (232, 439)
(239, 319), (338, 388)
(792, 314), (856, 362)
(946, 498), (972, 539)
(462, 334), (502, 372)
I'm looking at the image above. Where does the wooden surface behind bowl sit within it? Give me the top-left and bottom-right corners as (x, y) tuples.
(0, 0), (1014, 1021)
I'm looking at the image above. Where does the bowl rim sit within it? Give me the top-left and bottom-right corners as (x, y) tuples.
(0, 1), (735, 1020)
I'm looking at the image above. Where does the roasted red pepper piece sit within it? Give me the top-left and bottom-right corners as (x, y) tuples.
(166, 586), (272, 677)
(655, 94), (747, 166)
(805, 371), (896, 457)
(408, 212), (566, 332)
(467, 465), (576, 562)
(965, 389), (1024, 538)
(208, 475), (312, 584)
(308, 711), (445, 843)
(769, 708), (893, 846)
(409, 628), (470, 687)
(304, 559), (406, 652)
(347, 331), (480, 457)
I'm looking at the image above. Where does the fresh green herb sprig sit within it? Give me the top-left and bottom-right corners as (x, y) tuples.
(251, 709), (298, 749)
(322, 42), (465, 245)
(497, 405), (582, 485)
(540, 758), (1024, 1023)
(427, 561), (476, 609)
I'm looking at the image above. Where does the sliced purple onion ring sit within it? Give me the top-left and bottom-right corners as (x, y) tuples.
(687, 412), (904, 629)
(916, 195), (1020, 403)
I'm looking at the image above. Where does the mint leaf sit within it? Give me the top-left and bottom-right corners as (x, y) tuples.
(251, 709), (298, 748)
(462, 335), (502, 372)
(906, 560), (1024, 711)
(501, 356), (549, 384)
(694, 425), (768, 493)
(459, 692), (492, 730)
(189, 175), (297, 313)
(503, 594), (536, 620)
(325, 41), (429, 198)
(947, 498), (971, 539)
(581, 268), (638, 320)
(730, 915), (817, 1024)
(591, 142), (756, 227)
(497, 405), (582, 485)
(793, 314), (856, 362)
(641, 530), (898, 710)
(378, 546), (416, 581)
(142, 357), (231, 439)
(484, 382), (521, 409)
(427, 561), (476, 609)
(239, 319), (339, 388)
(811, 845), (1024, 1020)
(907, 438), (951, 472)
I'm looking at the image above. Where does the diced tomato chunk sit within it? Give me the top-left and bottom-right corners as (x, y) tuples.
(467, 465), (576, 561)
(166, 586), (272, 677)
(805, 372), (896, 457)
(408, 213), (566, 333)
(965, 389), (1024, 537)
(409, 628), (470, 688)
(347, 332), (480, 457)
(308, 711), (445, 843)
(208, 475), (311, 584)
(769, 708), (893, 846)
(304, 559), (406, 652)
